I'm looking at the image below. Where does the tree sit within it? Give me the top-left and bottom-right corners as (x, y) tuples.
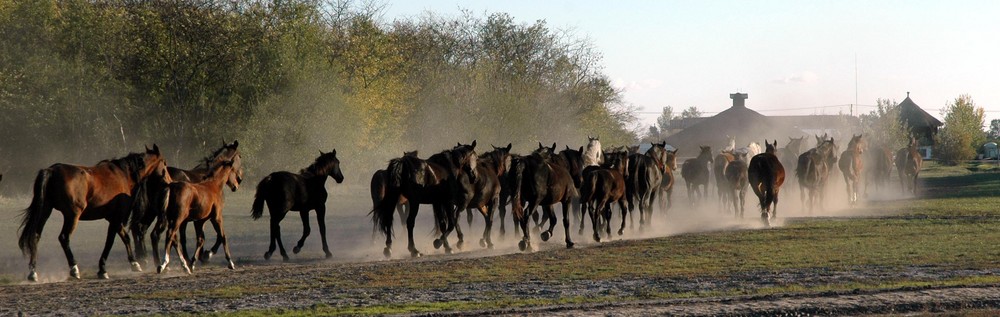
(656, 106), (675, 132)
(859, 98), (910, 149)
(935, 95), (986, 164)
(681, 106), (701, 119)
(988, 119), (1000, 140)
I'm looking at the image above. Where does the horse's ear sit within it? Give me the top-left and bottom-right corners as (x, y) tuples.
(457, 142), (462, 147)
(551, 143), (557, 150)
(145, 144), (150, 152)
(331, 149), (337, 155)
(232, 139), (239, 148)
(578, 146), (583, 153)
(471, 140), (477, 149)
(506, 143), (512, 151)
(319, 150), (324, 156)
(152, 144), (160, 154)
(538, 142), (543, 149)
(565, 145), (571, 150)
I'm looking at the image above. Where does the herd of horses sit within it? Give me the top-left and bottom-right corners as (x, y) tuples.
(12, 134), (925, 281)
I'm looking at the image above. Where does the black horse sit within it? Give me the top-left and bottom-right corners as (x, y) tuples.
(453, 144), (511, 249)
(626, 141), (669, 231)
(681, 146), (713, 205)
(371, 142), (478, 258)
(251, 150), (344, 260)
(511, 143), (577, 251)
(581, 149), (629, 242)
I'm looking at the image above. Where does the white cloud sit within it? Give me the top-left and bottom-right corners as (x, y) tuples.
(771, 71), (819, 84)
(612, 78), (664, 92)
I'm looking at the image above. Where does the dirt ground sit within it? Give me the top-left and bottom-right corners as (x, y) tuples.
(1, 177), (997, 316)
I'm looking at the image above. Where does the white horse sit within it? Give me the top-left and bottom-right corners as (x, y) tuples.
(723, 135), (736, 153)
(583, 136), (603, 167)
(735, 142), (762, 158)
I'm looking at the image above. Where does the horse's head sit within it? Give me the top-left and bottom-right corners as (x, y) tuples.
(606, 149), (630, 177)
(698, 145), (713, 163)
(645, 141), (668, 171)
(452, 141), (479, 181)
(141, 144), (170, 183)
(309, 149), (344, 183)
(725, 135), (736, 152)
(204, 158), (241, 192)
(848, 134), (866, 154)
(765, 140), (778, 154)
(665, 149), (678, 170)
(533, 142), (556, 161)
(485, 143), (514, 177)
(787, 136), (805, 153)
(559, 145), (584, 185)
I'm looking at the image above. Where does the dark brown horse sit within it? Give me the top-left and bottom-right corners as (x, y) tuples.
(132, 140), (242, 266)
(156, 159), (240, 274)
(453, 144), (511, 249)
(581, 149), (629, 242)
(656, 148), (678, 213)
(797, 136), (838, 213)
(511, 143), (577, 251)
(714, 150), (735, 209)
(18, 145), (169, 281)
(371, 142), (478, 257)
(896, 137), (923, 195)
(681, 146), (713, 204)
(251, 150), (345, 261)
(725, 151), (749, 218)
(370, 151), (418, 228)
(626, 142), (669, 231)
(838, 134), (866, 205)
(865, 143), (893, 195)
(748, 140), (785, 225)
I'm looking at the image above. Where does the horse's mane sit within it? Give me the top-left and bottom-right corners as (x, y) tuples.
(102, 152), (147, 183)
(301, 153), (338, 178)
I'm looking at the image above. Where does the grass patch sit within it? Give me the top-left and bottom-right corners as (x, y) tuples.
(132, 285), (284, 300)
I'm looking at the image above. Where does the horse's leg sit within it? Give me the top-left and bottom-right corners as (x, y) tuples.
(578, 198), (588, 236)
(517, 205), (532, 252)
(58, 213), (81, 279)
(498, 199), (508, 237)
(150, 216), (165, 270)
(191, 220), (207, 269)
(210, 216), (235, 270)
(406, 203), (422, 257)
(561, 201), (574, 249)
(589, 198), (601, 242)
(454, 206), (466, 250)
(115, 223), (141, 272)
(479, 202), (494, 249)
(432, 204), (454, 254)
(316, 206), (332, 258)
(96, 219), (123, 279)
(620, 194), (632, 236)
(539, 204), (557, 242)
(293, 210), (311, 254)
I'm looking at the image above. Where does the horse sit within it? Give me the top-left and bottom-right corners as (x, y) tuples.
(625, 141), (668, 231)
(155, 159), (240, 274)
(796, 136), (838, 213)
(737, 142), (762, 159)
(251, 150), (345, 261)
(681, 146), (713, 204)
(580, 149), (629, 242)
(656, 148), (678, 213)
(132, 140), (242, 266)
(497, 153), (524, 237)
(713, 150), (735, 210)
(530, 144), (584, 233)
(371, 142), (478, 258)
(838, 134), (866, 205)
(511, 143), (577, 251)
(18, 145), (169, 281)
(896, 137), (923, 195)
(778, 136), (807, 190)
(864, 144), (893, 195)
(450, 144), (510, 249)
(748, 140), (785, 225)
(370, 151), (418, 229)
(583, 136), (603, 167)
(725, 151), (749, 218)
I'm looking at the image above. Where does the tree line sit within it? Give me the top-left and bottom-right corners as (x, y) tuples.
(0, 0), (638, 190)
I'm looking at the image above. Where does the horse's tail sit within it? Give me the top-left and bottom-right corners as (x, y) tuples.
(250, 176), (270, 220)
(580, 170), (598, 205)
(128, 177), (158, 235)
(371, 160), (405, 239)
(762, 162), (776, 209)
(19, 169), (53, 257)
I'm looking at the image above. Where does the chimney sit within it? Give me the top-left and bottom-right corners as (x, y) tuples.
(730, 92), (748, 108)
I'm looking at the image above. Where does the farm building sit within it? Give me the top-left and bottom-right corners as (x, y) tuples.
(897, 92), (942, 159)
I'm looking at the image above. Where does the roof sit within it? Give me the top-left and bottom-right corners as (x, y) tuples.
(662, 104), (806, 155)
(899, 95), (943, 129)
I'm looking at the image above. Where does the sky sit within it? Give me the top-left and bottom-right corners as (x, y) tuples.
(382, 0), (1000, 129)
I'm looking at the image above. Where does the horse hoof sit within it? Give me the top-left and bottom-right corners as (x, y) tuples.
(264, 252), (273, 260)
(456, 240), (464, 250)
(70, 265), (80, 279)
(131, 262), (142, 272)
(488, 243), (495, 250)
(383, 247), (392, 259)
(433, 239), (443, 249)
(479, 239), (487, 248)
(593, 235), (601, 243)
(618, 229), (625, 236)
(27, 271), (38, 282)
(228, 261), (236, 270)
(325, 252), (333, 259)
(98, 272), (110, 280)
(410, 251), (422, 258)
(518, 240), (528, 251)
(293, 246), (301, 254)
(566, 242), (575, 249)
(445, 248), (453, 255)
(203, 251), (214, 261)
(281, 256), (290, 263)
(540, 231), (551, 241)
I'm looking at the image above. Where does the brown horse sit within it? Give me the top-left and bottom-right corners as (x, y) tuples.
(510, 143), (577, 251)
(714, 150), (735, 210)
(725, 151), (749, 218)
(681, 146), (713, 204)
(797, 136), (838, 213)
(656, 148), (678, 213)
(453, 144), (511, 249)
(18, 145), (169, 281)
(370, 151), (418, 228)
(838, 134), (866, 205)
(865, 144), (893, 195)
(132, 140), (242, 266)
(581, 149), (629, 242)
(156, 159), (240, 274)
(896, 138), (923, 195)
(252, 150), (345, 261)
(748, 140), (785, 225)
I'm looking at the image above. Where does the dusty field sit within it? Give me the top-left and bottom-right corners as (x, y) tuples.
(1, 165), (999, 316)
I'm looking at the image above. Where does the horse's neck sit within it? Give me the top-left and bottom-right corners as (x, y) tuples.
(202, 166), (232, 190)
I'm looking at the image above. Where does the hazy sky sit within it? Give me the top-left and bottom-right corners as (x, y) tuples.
(383, 0), (999, 129)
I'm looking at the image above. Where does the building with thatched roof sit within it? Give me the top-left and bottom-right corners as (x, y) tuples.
(898, 92), (943, 144)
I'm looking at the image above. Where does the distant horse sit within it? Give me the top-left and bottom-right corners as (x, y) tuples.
(497, 153), (524, 237)
(18, 145), (169, 281)
(797, 137), (838, 213)
(778, 136), (807, 189)
(725, 151), (749, 218)
(723, 135), (736, 153)
(583, 136), (604, 167)
(156, 159), (240, 274)
(132, 140), (242, 266)
(251, 150), (345, 260)
(453, 144), (511, 249)
(713, 150), (735, 209)
(626, 141), (668, 231)
(896, 138), (923, 195)
(681, 146), (713, 204)
(736, 142), (762, 159)
(531, 144), (584, 233)
(371, 142), (478, 257)
(511, 143), (577, 251)
(581, 149), (629, 242)
(838, 134), (866, 205)
(371, 151), (418, 229)
(656, 148), (679, 213)
(864, 144), (893, 195)
(748, 140), (785, 225)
